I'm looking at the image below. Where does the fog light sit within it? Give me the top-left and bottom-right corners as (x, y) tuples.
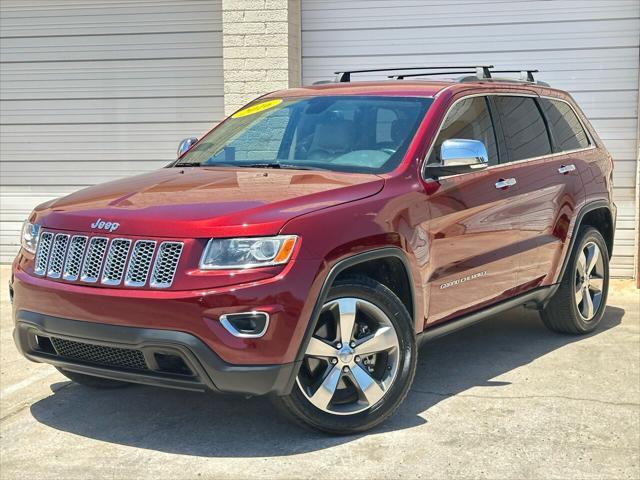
(220, 312), (269, 338)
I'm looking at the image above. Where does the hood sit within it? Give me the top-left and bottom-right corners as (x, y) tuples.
(32, 167), (384, 238)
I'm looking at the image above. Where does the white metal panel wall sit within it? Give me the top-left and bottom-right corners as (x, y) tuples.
(0, 0), (223, 262)
(302, 0), (640, 278)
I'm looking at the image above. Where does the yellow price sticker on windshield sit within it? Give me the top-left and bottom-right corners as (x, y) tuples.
(232, 99), (283, 118)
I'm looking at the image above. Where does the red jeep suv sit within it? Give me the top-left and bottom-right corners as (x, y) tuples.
(11, 66), (616, 434)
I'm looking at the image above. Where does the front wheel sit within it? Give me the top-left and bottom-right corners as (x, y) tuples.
(274, 276), (417, 434)
(541, 226), (610, 334)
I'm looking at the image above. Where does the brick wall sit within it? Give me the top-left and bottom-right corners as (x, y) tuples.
(222, 0), (301, 116)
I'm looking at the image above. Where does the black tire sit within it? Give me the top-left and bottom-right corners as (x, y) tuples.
(541, 226), (609, 334)
(274, 275), (417, 434)
(56, 368), (133, 389)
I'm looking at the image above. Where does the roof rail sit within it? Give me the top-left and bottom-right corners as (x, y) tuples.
(388, 70), (478, 80)
(332, 66), (548, 85)
(490, 69), (539, 82)
(334, 66), (493, 83)
(458, 69), (549, 86)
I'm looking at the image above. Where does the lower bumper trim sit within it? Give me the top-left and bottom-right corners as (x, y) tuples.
(14, 310), (298, 396)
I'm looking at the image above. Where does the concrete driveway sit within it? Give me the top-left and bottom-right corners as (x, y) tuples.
(1, 265), (638, 479)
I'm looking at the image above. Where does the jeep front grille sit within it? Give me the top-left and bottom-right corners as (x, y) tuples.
(150, 242), (184, 288)
(101, 238), (132, 285)
(47, 233), (69, 278)
(125, 240), (156, 287)
(80, 237), (108, 283)
(34, 231), (53, 275)
(34, 230), (182, 289)
(63, 235), (88, 281)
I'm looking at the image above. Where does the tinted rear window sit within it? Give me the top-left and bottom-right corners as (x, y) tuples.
(538, 98), (590, 152)
(494, 96), (552, 162)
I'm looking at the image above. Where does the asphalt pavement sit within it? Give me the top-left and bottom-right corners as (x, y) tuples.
(1, 265), (638, 479)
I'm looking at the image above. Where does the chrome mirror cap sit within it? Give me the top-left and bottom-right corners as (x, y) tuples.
(440, 138), (489, 167)
(177, 137), (198, 158)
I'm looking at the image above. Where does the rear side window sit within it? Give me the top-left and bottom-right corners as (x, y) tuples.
(538, 98), (590, 152)
(494, 96), (552, 162)
(428, 97), (498, 165)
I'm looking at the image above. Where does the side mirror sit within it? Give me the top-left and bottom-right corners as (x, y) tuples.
(425, 139), (489, 177)
(177, 137), (198, 158)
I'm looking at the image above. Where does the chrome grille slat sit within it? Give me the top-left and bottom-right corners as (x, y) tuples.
(125, 240), (156, 287)
(101, 238), (132, 285)
(150, 242), (183, 288)
(35, 230), (182, 289)
(80, 237), (109, 283)
(46, 234), (70, 279)
(63, 235), (88, 281)
(34, 232), (54, 276)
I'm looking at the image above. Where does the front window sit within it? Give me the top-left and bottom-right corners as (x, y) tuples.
(176, 96), (432, 174)
(427, 97), (498, 166)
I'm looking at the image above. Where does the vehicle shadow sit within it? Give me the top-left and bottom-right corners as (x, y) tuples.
(30, 305), (624, 457)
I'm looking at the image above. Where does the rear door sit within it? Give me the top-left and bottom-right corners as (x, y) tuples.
(490, 95), (587, 291)
(424, 95), (521, 324)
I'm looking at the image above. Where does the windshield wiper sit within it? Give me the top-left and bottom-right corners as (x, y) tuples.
(244, 163), (323, 171)
(174, 162), (202, 167)
(241, 163), (282, 169)
(176, 161), (324, 171)
(175, 161), (237, 168)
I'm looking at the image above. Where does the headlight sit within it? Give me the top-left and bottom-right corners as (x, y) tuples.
(21, 221), (40, 254)
(199, 235), (298, 270)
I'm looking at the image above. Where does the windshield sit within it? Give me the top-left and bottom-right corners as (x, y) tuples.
(175, 95), (432, 174)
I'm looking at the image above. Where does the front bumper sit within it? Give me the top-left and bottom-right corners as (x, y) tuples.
(14, 310), (299, 395)
(11, 253), (324, 366)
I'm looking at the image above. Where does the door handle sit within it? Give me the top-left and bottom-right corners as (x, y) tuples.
(558, 164), (576, 174)
(495, 178), (517, 189)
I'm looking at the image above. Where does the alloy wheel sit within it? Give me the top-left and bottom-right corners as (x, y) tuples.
(296, 297), (400, 415)
(575, 241), (605, 321)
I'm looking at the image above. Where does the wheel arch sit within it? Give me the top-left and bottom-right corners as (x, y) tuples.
(334, 255), (414, 325)
(580, 206), (615, 258)
(294, 248), (419, 365)
(557, 200), (615, 283)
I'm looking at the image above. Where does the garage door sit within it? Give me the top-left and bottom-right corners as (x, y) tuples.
(302, 0), (640, 278)
(0, 0), (223, 263)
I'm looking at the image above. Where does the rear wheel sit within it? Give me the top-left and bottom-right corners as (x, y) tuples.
(56, 368), (133, 389)
(541, 227), (609, 334)
(274, 276), (417, 434)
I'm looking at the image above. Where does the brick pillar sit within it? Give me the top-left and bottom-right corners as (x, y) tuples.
(222, 0), (302, 116)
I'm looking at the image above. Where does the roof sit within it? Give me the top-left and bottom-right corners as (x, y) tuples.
(263, 79), (560, 99)
(266, 80), (455, 98)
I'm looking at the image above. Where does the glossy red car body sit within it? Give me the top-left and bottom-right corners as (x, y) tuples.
(11, 79), (615, 396)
